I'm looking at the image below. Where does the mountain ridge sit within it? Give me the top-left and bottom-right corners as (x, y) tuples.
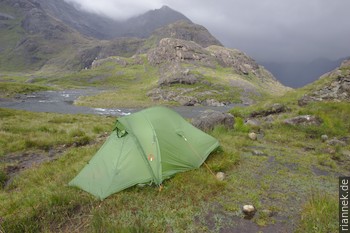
(0, 0), (223, 71)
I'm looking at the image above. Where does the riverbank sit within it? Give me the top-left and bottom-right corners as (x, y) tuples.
(0, 89), (239, 118)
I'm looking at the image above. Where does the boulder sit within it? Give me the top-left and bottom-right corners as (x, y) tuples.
(192, 110), (234, 131)
(283, 115), (322, 126)
(250, 103), (289, 118)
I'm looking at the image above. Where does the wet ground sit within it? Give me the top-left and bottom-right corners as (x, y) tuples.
(0, 89), (236, 118)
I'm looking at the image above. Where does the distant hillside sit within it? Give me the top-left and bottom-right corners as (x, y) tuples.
(261, 58), (347, 88)
(0, 0), (93, 71)
(298, 58), (350, 105)
(0, 0), (222, 72)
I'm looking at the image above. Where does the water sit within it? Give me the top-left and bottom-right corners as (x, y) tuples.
(0, 89), (236, 118)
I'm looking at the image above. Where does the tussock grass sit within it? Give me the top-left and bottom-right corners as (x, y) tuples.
(0, 108), (113, 156)
(296, 192), (338, 233)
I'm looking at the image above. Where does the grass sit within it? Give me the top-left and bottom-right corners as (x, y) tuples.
(0, 108), (113, 156)
(0, 51), (348, 232)
(296, 192), (338, 233)
(0, 82), (52, 98)
(0, 92), (348, 232)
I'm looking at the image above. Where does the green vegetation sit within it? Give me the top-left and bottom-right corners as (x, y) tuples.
(0, 45), (347, 232)
(296, 192), (338, 233)
(0, 82), (52, 98)
(0, 108), (113, 156)
(1, 84), (347, 231)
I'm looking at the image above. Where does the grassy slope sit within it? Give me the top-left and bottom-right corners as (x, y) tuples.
(0, 74), (348, 232)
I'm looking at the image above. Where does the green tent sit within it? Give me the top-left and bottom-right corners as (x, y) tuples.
(69, 106), (219, 199)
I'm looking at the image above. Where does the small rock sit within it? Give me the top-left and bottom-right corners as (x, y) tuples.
(216, 172), (225, 181)
(252, 150), (266, 156)
(242, 205), (256, 216)
(261, 209), (275, 217)
(321, 135), (328, 142)
(327, 138), (346, 146)
(324, 147), (336, 155)
(245, 119), (261, 127)
(248, 132), (257, 140)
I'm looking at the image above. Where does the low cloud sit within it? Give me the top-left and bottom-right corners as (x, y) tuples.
(65, 0), (350, 62)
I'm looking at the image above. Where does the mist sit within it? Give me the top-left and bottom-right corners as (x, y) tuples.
(64, 0), (350, 63)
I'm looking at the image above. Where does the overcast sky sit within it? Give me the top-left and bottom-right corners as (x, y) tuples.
(65, 0), (350, 62)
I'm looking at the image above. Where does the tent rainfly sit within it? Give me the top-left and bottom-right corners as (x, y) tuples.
(69, 106), (220, 199)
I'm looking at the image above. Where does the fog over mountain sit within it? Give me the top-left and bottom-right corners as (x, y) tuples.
(65, 0), (350, 63)
(63, 0), (350, 87)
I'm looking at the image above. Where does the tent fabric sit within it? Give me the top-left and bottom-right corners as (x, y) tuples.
(69, 106), (220, 199)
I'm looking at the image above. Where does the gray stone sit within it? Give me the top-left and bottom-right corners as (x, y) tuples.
(216, 172), (225, 181)
(250, 103), (289, 118)
(245, 119), (261, 127)
(252, 150), (266, 156)
(202, 99), (225, 107)
(327, 138), (346, 146)
(248, 132), (257, 140)
(283, 115), (322, 126)
(321, 135), (329, 142)
(192, 110), (234, 131)
(242, 205), (256, 217)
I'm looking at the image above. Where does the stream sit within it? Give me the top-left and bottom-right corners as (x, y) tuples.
(0, 89), (237, 118)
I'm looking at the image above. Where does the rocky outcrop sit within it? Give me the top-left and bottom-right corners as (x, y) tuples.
(147, 20), (223, 49)
(158, 63), (201, 85)
(147, 88), (199, 106)
(147, 38), (281, 92)
(148, 38), (215, 67)
(146, 87), (228, 106)
(299, 59), (350, 105)
(192, 110), (234, 131)
(0, 13), (15, 20)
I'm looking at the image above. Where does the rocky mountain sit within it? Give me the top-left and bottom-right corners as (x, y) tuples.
(144, 38), (288, 106)
(0, 0), (220, 71)
(0, 0), (289, 106)
(0, 0), (97, 71)
(144, 20), (222, 50)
